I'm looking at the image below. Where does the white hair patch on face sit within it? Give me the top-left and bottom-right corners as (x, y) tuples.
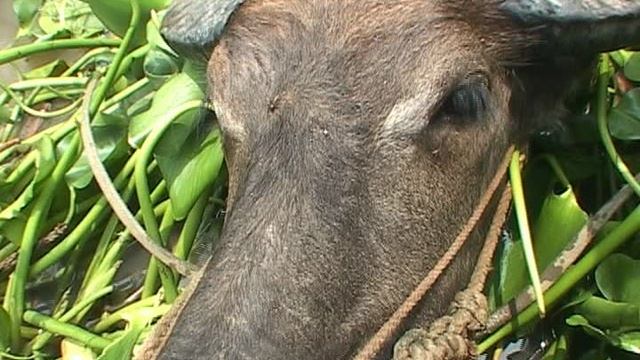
(379, 96), (425, 139)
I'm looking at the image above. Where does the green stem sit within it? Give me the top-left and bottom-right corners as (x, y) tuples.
(29, 152), (138, 277)
(174, 189), (211, 261)
(88, 1), (141, 117)
(597, 54), (640, 197)
(0, 242), (18, 264)
(31, 286), (114, 350)
(0, 38), (121, 66)
(22, 311), (110, 350)
(7, 134), (81, 350)
(134, 100), (202, 301)
(510, 150), (546, 317)
(142, 204), (177, 299)
(93, 295), (161, 333)
(477, 203), (640, 353)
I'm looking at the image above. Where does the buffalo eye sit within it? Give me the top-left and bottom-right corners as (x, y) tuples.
(436, 74), (490, 125)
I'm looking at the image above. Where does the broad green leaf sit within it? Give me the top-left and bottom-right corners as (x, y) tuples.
(96, 319), (145, 360)
(596, 254), (640, 305)
(575, 296), (640, 330)
(65, 113), (128, 189)
(155, 127), (224, 220)
(609, 88), (640, 140)
(624, 53), (640, 82)
(85, 0), (170, 46)
(491, 184), (588, 307)
(128, 73), (204, 147)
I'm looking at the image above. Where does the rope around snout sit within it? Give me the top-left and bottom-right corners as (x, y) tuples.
(354, 146), (515, 360)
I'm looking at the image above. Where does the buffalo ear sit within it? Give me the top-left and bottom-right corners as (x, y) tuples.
(502, 0), (640, 54)
(161, 0), (245, 61)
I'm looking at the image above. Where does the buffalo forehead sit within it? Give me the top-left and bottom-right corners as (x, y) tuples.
(210, 0), (502, 130)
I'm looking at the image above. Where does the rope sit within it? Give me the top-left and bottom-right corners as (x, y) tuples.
(354, 146), (515, 360)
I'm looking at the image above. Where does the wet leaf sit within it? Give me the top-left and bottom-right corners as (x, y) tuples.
(596, 254), (640, 304)
(609, 88), (640, 140)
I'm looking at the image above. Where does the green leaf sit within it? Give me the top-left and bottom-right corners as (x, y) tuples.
(575, 296), (640, 330)
(491, 184), (588, 307)
(38, 0), (105, 38)
(66, 113), (128, 189)
(624, 53), (640, 82)
(22, 59), (67, 79)
(143, 48), (180, 82)
(567, 314), (621, 347)
(85, 0), (171, 46)
(619, 332), (640, 354)
(128, 73), (204, 147)
(596, 254), (640, 305)
(609, 88), (640, 140)
(13, 0), (42, 28)
(155, 127), (224, 220)
(96, 319), (145, 360)
(541, 334), (568, 360)
(0, 136), (56, 223)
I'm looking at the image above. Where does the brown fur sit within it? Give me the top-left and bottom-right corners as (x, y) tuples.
(145, 1), (617, 359)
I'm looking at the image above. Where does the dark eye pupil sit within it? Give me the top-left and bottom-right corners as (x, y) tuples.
(441, 82), (489, 121)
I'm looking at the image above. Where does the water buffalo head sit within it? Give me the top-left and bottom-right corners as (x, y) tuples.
(142, 1), (640, 359)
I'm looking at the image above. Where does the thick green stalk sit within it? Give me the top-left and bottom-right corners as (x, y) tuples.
(7, 134), (81, 350)
(0, 38), (121, 66)
(31, 286), (114, 350)
(29, 152), (138, 277)
(23, 311), (110, 350)
(174, 189), (211, 261)
(477, 203), (640, 353)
